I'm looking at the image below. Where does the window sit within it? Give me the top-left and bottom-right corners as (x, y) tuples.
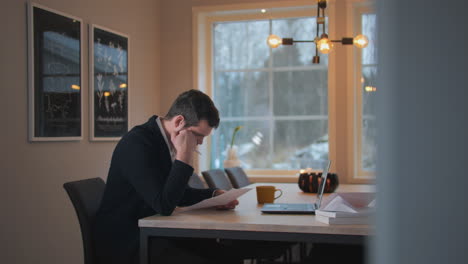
(350, 3), (377, 180)
(205, 8), (330, 173)
(360, 14), (377, 172)
(194, 1), (375, 181)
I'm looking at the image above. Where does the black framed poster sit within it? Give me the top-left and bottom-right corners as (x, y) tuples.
(89, 24), (129, 141)
(28, 3), (83, 141)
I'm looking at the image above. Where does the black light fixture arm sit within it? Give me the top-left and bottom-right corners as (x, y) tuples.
(331, 38), (354, 44)
(284, 38), (355, 45)
(281, 39), (314, 44)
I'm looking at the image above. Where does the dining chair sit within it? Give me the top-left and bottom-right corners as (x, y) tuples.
(63, 178), (105, 264)
(188, 173), (206, 189)
(224, 166), (251, 188)
(201, 169), (233, 190)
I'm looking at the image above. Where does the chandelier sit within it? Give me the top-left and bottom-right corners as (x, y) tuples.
(267, 0), (369, 64)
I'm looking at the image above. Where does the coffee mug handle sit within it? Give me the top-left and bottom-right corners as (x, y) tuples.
(274, 189), (283, 200)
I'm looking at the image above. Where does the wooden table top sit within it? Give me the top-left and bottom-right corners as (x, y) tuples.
(139, 183), (375, 236)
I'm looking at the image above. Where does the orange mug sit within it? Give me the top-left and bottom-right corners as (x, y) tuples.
(256, 186), (283, 204)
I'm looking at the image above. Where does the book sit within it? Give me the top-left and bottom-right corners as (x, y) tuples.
(315, 208), (374, 218)
(316, 192), (375, 224)
(315, 214), (371, 225)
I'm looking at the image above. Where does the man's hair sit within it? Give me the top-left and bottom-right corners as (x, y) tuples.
(164, 89), (220, 128)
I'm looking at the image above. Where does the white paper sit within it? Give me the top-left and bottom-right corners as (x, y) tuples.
(177, 188), (252, 212)
(320, 192), (376, 213)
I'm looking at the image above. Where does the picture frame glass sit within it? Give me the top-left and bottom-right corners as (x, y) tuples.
(31, 6), (82, 139)
(91, 26), (128, 139)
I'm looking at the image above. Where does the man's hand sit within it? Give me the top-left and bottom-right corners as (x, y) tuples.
(213, 189), (239, 210)
(172, 129), (197, 164)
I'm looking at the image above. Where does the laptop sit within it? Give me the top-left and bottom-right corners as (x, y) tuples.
(261, 160), (331, 214)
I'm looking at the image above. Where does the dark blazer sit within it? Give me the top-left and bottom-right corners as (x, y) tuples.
(93, 116), (216, 264)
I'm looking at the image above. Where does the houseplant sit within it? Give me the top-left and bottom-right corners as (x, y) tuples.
(223, 126), (242, 168)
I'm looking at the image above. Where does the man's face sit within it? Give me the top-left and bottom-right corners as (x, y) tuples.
(186, 119), (213, 145)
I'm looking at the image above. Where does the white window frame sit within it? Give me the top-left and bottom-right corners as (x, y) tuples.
(346, 0), (376, 182)
(193, 0), (342, 179)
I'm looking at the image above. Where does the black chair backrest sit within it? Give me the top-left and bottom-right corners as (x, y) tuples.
(188, 173), (206, 189)
(201, 169), (233, 190)
(63, 178), (105, 264)
(225, 167), (251, 188)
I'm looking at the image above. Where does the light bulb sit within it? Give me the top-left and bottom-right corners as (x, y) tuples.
(354, 34), (369, 48)
(317, 37), (333, 54)
(365, 86), (377, 92)
(267, 34), (282, 48)
(70, 84), (80, 90)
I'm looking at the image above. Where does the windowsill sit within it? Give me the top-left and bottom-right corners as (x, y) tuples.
(249, 175), (299, 183)
(248, 174), (375, 184)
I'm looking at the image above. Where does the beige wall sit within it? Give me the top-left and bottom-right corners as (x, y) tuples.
(0, 0), (160, 263)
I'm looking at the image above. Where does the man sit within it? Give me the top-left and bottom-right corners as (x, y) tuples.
(94, 90), (240, 264)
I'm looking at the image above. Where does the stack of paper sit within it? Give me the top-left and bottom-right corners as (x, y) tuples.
(315, 192), (375, 225)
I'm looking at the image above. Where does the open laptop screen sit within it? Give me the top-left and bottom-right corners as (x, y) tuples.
(261, 160), (331, 214)
(315, 160), (331, 209)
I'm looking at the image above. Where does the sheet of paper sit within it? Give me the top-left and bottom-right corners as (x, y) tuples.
(320, 192), (376, 213)
(177, 188), (252, 213)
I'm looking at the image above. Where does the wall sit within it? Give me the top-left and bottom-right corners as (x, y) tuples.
(0, 0), (160, 263)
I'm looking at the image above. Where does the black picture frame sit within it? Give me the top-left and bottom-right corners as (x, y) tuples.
(28, 3), (83, 141)
(89, 24), (129, 141)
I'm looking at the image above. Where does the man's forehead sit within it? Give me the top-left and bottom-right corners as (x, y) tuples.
(191, 130), (206, 137)
(189, 120), (212, 137)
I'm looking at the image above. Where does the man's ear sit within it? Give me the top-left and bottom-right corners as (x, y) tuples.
(173, 115), (185, 131)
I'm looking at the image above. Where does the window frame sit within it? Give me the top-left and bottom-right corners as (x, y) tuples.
(346, 0), (376, 182)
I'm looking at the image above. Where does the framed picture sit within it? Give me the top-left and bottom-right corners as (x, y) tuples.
(27, 3), (83, 141)
(89, 24), (129, 141)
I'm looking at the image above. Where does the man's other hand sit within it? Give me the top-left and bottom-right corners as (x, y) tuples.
(213, 189), (239, 210)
